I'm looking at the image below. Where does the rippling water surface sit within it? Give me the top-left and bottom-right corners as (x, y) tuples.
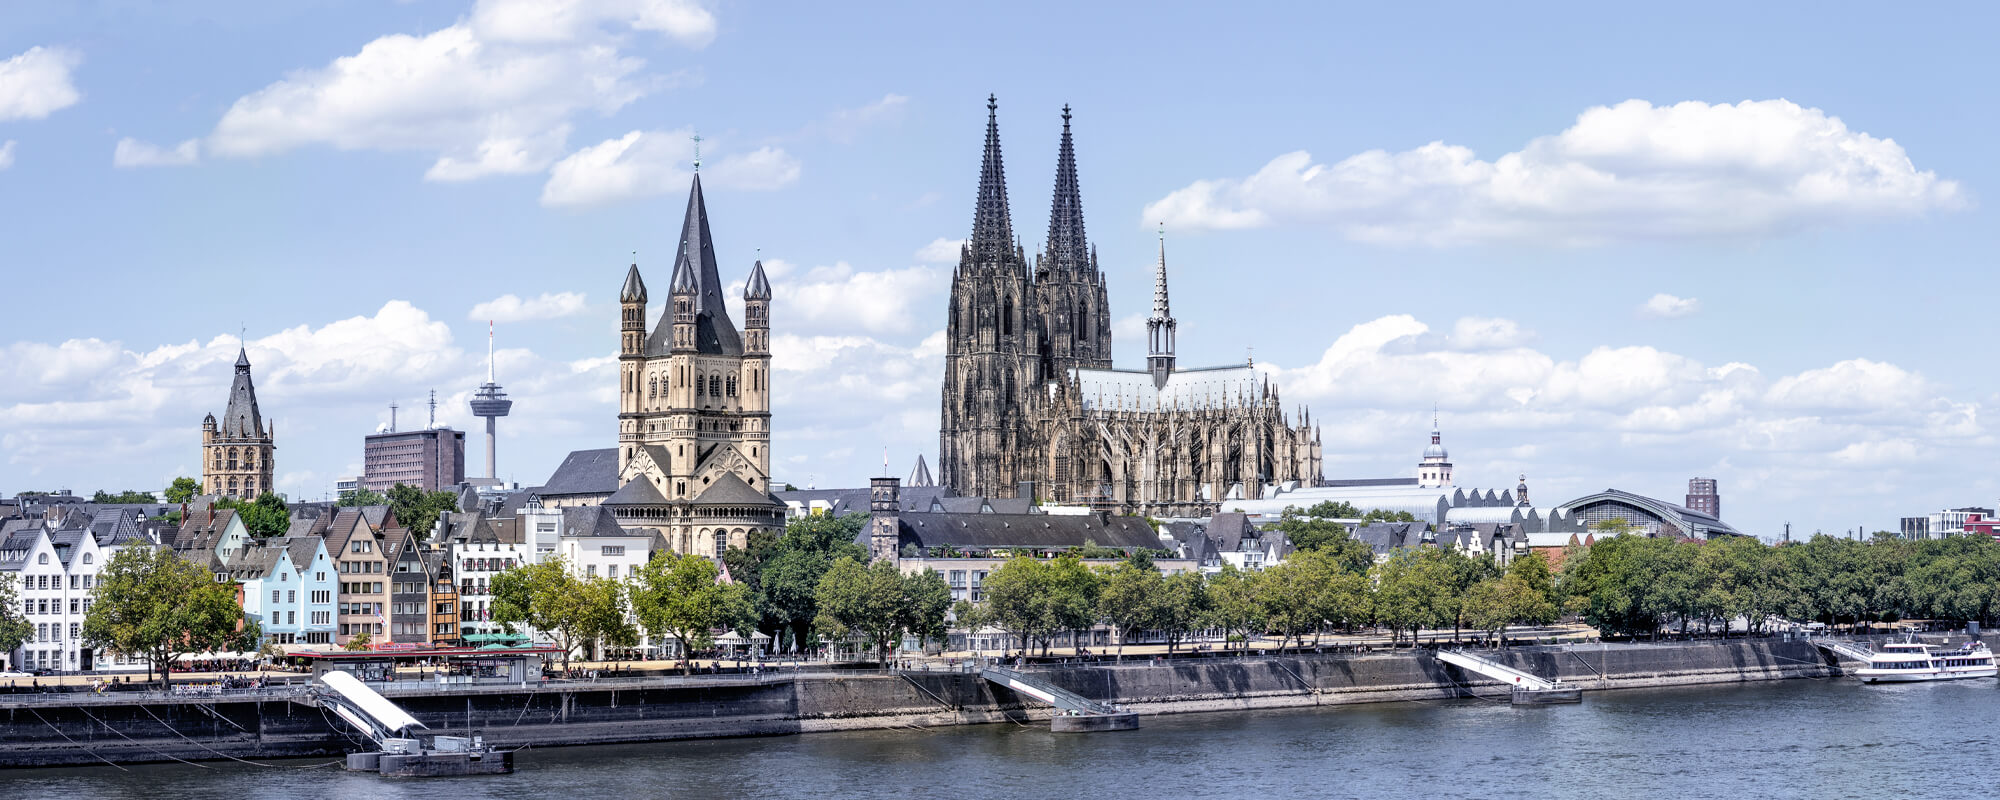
(4, 678), (1995, 799)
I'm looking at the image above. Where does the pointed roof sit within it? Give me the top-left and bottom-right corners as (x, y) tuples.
(620, 263), (648, 304)
(907, 455), (935, 487)
(1149, 228), (1173, 325)
(649, 175), (743, 356)
(691, 472), (778, 507)
(744, 260), (771, 300)
(1043, 104), (1089, 275)
(220, 346), (266, 439)
(968, 94), (1017, 269)
(603, 475), (670, 507)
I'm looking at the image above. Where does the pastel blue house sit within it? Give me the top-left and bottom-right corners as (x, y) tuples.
(231, 536), (337, 646)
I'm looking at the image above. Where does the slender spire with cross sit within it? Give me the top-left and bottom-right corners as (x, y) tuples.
(691, 132), (702, 172)
(1146, 223), (1178, 388)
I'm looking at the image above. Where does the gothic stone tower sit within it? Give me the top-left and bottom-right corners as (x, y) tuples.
(940, 96), (1042, 499)
(608, 173), (783, 557)
(1033, 105), (1112, 384)
(202, 346), (276, 499)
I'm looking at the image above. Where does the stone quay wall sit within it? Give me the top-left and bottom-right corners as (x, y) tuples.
(0, 640), (1839, 768)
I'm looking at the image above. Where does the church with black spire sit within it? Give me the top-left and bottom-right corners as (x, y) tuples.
(939, 97), (1322, 516)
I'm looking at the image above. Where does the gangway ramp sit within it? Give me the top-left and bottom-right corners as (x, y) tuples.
(978, 665), (1139, 732)
(1811, 640), (1875, 663)
(1435, 650), (1581, 705)
(316, 670), (426, 746)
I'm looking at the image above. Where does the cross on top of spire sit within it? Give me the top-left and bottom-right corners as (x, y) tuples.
(691, 132), (702, 172)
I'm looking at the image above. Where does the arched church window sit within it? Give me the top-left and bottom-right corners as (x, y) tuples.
(228, 448), (238, 470)
(726, 375), (737, 397)
(649, 375), (657, 399)
(709, 376), (722, 397)
(1078, 302), (1088, 340)
(1002, 297), (1013, 336)
(696, 373), (706, 396)
(714, 530), (728, 555)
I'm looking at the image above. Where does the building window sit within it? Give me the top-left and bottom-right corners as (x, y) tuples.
(601, 546), (625, 557)
(714, 530), (728, 555)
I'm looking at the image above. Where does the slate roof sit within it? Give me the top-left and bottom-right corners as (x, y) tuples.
(645, 175), (743, 357)
(542, 448), (620, 497)
(173, 509), (238, 552)
(603, 476), (670, 507)
(691, 473), (779, 507)
(219, 347), (267, 439)
(1351, 522), (1428, 557)
(561, 506), (631, 538)
(777, 485), (958, 516)
(879, 511), (1163, 552)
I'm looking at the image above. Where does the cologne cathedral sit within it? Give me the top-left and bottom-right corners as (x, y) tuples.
(939, 97), (1322, 517)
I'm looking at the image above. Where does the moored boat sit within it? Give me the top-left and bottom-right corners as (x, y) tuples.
(1854, 638), (1997, 684)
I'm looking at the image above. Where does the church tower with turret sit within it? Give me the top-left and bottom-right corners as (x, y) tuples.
(607, 172), (783, 557)
(202, 346), (276, 499)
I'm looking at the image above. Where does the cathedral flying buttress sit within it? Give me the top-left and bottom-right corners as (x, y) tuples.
(939, 97), (1322, 517)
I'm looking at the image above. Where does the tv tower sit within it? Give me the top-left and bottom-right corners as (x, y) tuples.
(469, 320), (513, 485)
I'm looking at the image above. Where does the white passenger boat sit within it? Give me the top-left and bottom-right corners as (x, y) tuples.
(1853, 639), (1997, 683)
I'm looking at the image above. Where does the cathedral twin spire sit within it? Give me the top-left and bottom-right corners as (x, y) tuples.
(1043, 105), (1090, 276)
(969, 95), (1017, 269)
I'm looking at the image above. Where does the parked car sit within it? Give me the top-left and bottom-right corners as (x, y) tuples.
(0, 670), (31, 678)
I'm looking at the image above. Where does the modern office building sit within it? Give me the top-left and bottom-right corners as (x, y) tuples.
(362, 427), (466, 492)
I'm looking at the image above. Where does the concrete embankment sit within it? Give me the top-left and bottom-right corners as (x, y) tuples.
(0, 639), (1839, 768)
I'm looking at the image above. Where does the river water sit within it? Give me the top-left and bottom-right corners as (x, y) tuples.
(3, 677), (1996, 799)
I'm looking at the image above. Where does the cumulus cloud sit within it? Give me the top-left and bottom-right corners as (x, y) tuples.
(113, 137), (201, 168)
(540, 129), (798, 207)
(468, 292), (590, 322)
(1145, 99), (1965, 245)
(203, 0), (711, 181)
(729, 259), (945, 337)
(1639, 293), (1700, 319)
(914, 237), (965, 264)
(0, 46), (82, 121)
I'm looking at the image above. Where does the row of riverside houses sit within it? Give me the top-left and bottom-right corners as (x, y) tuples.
(1, 504), (167, 672)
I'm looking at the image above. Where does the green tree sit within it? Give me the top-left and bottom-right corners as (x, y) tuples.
(977, 556), (1053, 654)
(1043, 554), (1102, 655)
(337, 487), (389, 507)
(1204, 565), (1264, 651)
(385, 484), (461, 542)
(730, 513), (867, 652)
(1260, 549), (1370, 651)
(0, 575), (32, 666)
(1097, 561), (1164, 657)
(234, 491), (292, 538)
(631, 553), (751, 672)
(813, 557), (946, 666)
(344, 631), (373, 652)
(1591, 517), (1635, 536)
(163, 477), (203, 505)
(491, 556), (633, 668)
(1156, 570), (1211, 654)
(1273, 505), (1374, 574)
(1504, 552), (1559, 628)
(92, 490), (159, 504)
(1371, 547), (1455, 644)
(83, 546), (261, 689)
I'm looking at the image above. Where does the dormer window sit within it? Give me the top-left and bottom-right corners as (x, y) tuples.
(37, 554), (48, 564)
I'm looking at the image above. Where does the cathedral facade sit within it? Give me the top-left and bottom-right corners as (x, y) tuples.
(940, 98), (1321, 517)
(201, 347), (275, 499)
(604, 173), (785, 557)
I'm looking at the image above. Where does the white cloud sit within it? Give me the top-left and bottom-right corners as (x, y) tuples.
(1765, 358), (1927, 411)
(540, 129), (798, 207)
(113, 137), (201, 168)
(1639, 293), (1701, 319)
(0, 140), (13, 170)
(744, 260), (944, 337)
(204, 0), (710, 181)
(0, 46), (82, 121)
(468, 291), (590, 322)
(914, 237), (965, 264)
(1145, 99), (1965, 245)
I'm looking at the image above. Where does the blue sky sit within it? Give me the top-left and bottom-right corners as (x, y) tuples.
(2, 1), (1995, 539)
